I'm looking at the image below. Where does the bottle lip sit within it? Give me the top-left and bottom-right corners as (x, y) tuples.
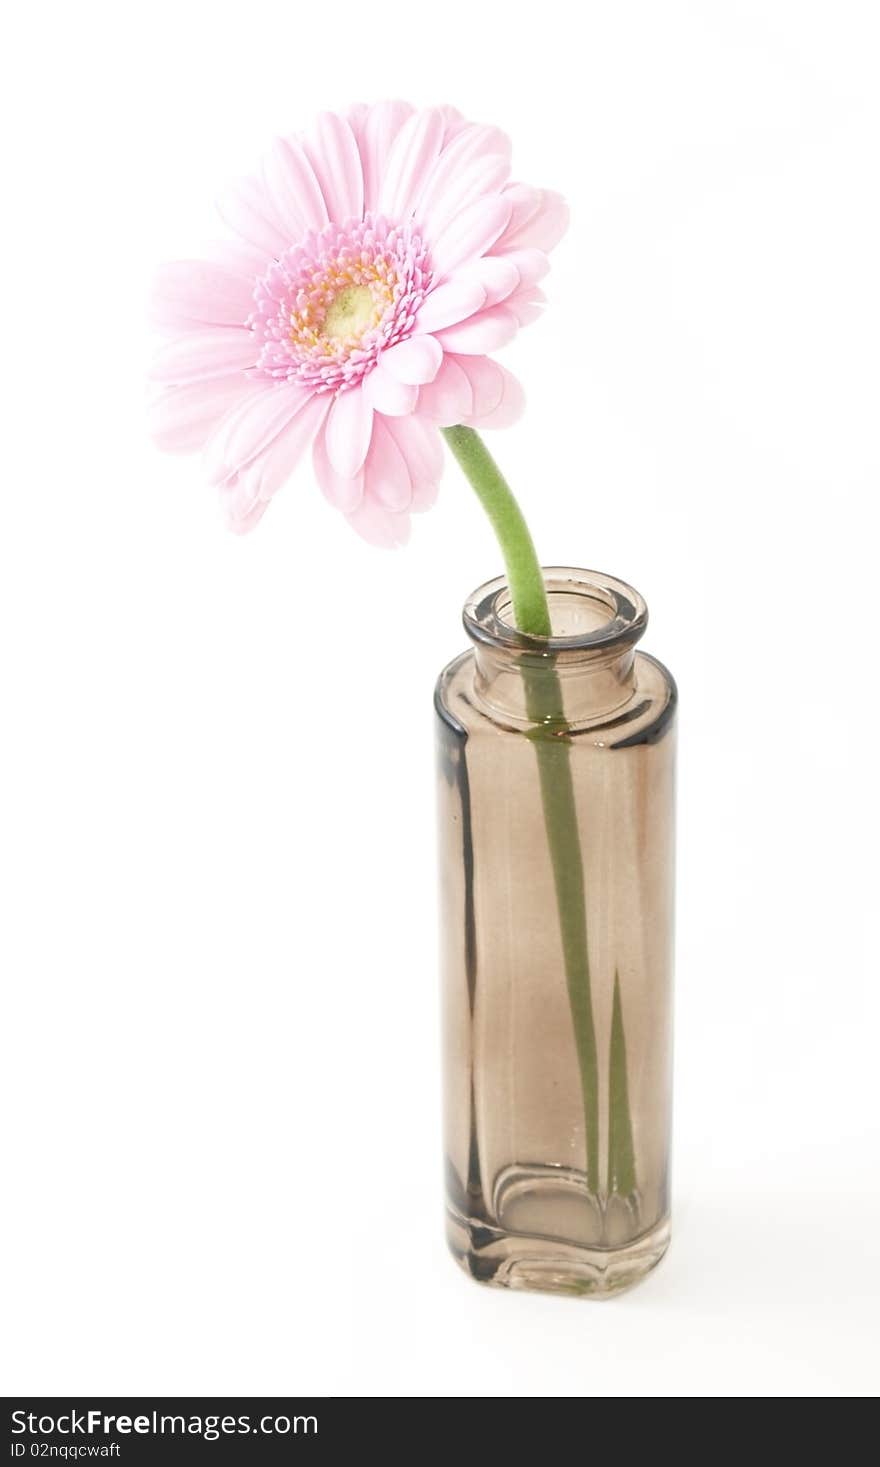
(463, 567), (649, 658)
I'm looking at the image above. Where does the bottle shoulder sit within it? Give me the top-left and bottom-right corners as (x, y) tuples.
(435, 649), (677, 751)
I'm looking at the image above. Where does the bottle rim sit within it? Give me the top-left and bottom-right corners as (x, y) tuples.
(463, 567), (649, 659)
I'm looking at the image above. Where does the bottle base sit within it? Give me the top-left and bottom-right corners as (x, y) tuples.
(446, 1205), (671, 1299)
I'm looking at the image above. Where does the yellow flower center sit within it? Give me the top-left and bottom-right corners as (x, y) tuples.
(324, 285), (376, 342)
(289, 257), (399, 360)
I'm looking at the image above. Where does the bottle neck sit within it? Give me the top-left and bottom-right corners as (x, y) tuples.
(463, 568), (648, 728)
(473, 644), (639, 726)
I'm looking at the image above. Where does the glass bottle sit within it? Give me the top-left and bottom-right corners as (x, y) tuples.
(435, 568), (676, 1297)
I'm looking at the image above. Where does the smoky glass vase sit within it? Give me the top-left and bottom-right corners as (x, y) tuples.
(435, 568), (676, 1297)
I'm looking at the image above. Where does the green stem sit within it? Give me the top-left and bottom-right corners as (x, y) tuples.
(530, 728), (600, 1192)
(608, 973), (637, 1197)
(442, 425), (600, 1192)
(442, 427), (551, 638)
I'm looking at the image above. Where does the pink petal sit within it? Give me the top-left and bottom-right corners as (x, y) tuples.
(439, 106), (467, 142)
(207, 237), (271, 279)
(465, 364), (525, 429)
(364, 416), (412, 510)
(417, 152), (511, 244)
(219, 475), (269, 535)
(241, 393), (329, 501)
(325, 385), (374, 478)
(470, 255), (520, 307)
(496, 185), (570, 253)
(304, 111), (364, 226)
(417, 122), (512, 234)
(149, 379), (259, 454)
(410, 479), (440, 512)
(510, 303), (543, 326)
(384, 414), (444, 487)
(494, 184), (540, 241)
(150, 261), (255, 332)
(506, 285), (547, 325)
(379, 334), (443, 385)
(377, 108), (445, 220)
(453, 355), (505, 419)
(345, 500), (411, 549)
(499, 247), (551, 287)
(221, 490), (266, 533)
(364, 363), (419, 416)
(352, 100), (415, 214)
(263, 137), (329, 239)
(203, 384), (313, 485)
(216, 174), (289, 261)
(435, 306), (518, 354)
(413, 277), (487, 334)
(416, 355), (474, 425)
(149, 328), (257, 384)
(429, 195), (513, 280)
(313, 420), (364, 512)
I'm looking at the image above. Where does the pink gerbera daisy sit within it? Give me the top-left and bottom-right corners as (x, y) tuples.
(149, 102), (568, 546)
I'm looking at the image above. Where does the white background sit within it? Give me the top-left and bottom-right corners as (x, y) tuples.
(2, 1), (878, 1399)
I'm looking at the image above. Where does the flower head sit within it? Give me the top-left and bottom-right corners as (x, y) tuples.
(149, 103), (568, 546)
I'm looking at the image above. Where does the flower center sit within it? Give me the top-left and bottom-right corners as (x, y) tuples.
(250, 214), (432, 392)
(288, 256), (398, 361)
(323, 284), (381, 343)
